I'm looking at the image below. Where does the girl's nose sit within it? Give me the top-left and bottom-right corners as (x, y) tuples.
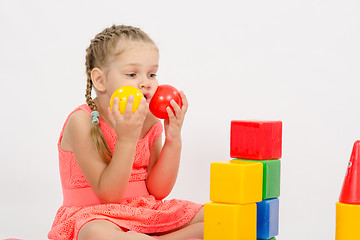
(139, 78), (151, 89)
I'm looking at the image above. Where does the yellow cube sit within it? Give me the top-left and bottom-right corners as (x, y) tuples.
(204, 202), (257, 240)
(210, 161), (263, 204)
(336, 201), (360, 239)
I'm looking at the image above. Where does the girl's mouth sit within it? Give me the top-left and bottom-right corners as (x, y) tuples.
(143, 93), (152, 103)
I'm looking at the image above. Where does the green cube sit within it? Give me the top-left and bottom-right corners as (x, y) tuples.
(233, 159), (280, 199)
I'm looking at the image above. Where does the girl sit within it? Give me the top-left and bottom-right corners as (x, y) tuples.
(48, 25), (203, 240)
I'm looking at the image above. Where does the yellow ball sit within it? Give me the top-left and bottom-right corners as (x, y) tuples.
(110, 86), (144, 114)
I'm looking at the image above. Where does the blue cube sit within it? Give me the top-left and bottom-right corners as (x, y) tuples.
(257, 198), (279, 239)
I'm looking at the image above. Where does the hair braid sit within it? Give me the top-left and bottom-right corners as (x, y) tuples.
(85, 52), (112, 163)
(84, 24), (155, 163)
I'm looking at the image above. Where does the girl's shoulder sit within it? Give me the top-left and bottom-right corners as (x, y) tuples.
(60, 104), (93, 152)
(64, 104), (93, 134)
(61, 104), (92, 127)
(72, 104), (92, 116)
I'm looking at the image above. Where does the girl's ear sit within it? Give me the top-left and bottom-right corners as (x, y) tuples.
(91, 67), (106, 92)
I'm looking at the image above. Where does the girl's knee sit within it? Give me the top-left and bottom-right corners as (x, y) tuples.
(190, 207), (204, 224)
(78, 220), (123, 240)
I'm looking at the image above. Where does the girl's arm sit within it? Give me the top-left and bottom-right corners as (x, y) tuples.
(146, 92), (188, 199)
(65, 97), (148, 203)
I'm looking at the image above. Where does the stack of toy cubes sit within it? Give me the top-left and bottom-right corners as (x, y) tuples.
(204, 121), (281, 240)
(336, 140), (360, 239)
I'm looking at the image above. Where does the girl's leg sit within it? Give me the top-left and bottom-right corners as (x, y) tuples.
(158, 222), (203, 240)
(188, 207), (204, 225)
(78, 220), (156, 240)
(157, 206), (204, 240)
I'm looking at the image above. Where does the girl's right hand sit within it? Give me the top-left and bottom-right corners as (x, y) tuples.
(107, 95), (148, 142)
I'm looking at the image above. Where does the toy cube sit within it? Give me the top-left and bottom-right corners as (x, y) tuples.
(232, 159), (281, 199)
(339, 140), (360, 204)
(204, 202), (257, 240)
(257, 198), (279, 239)
(336, 201), (360, 239)
(230, 121), (282, 160)
(210, 161), (263, 204)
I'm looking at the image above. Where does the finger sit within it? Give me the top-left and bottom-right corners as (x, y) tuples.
(124, 95), (135, 116)
(170, 99), (181, 116)
(137, 97), (148, 111)
(166, 106), (176, 120)
(136, 98), (148, 117)
(112, 97), (122, 118)
(179, 91), (188, 113)
(112, 97), (119, 113)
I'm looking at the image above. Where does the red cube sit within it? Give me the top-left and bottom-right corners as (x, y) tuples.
(230, 121), (282, 160)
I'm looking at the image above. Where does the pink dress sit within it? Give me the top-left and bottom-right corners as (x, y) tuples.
(48, 104), (203, 240)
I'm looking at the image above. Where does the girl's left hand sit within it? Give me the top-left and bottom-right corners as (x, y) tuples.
(164, 91), (188, 142)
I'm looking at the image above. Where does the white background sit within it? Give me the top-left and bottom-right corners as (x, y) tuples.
(1, 0), (359, 239)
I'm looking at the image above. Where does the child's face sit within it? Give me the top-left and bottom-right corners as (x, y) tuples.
(104, 40), (159, 103)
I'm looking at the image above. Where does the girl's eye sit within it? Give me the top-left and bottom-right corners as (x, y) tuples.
(148, 73), (157, 78)
(126, 73), (136, 78)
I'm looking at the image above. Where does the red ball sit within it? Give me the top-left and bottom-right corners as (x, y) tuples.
(149, 84), (183, 119)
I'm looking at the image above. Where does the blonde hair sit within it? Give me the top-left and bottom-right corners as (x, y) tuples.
(85, 24), (156, 163)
